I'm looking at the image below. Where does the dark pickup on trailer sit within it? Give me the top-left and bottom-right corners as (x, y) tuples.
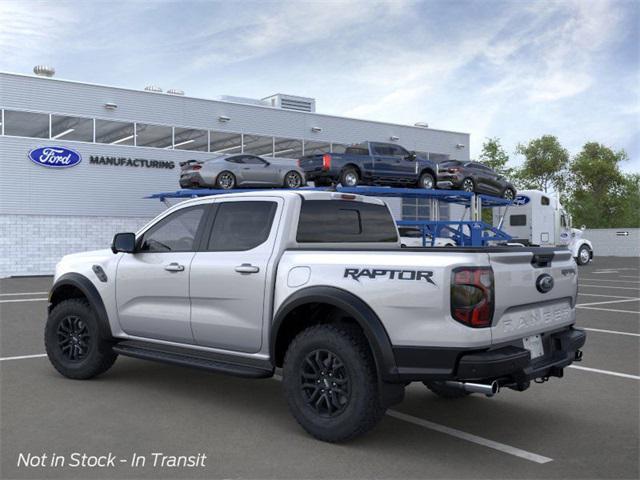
(298, 141), (439, 189)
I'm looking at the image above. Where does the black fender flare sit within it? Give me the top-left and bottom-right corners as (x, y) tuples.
(49, 273), (113, 339)
(271, 286), (398, 382)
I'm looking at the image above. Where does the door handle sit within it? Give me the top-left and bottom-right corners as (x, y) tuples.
(235, 264), (260, 274)
(164, 262), (185, 272)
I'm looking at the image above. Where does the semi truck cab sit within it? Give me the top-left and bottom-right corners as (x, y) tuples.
(493, 189), (594, 265)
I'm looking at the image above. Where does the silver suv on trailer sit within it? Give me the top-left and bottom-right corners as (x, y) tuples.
(45, 191), (586, 442)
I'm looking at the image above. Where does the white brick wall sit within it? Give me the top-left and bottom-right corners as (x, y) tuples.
(0, 214), (152, 277)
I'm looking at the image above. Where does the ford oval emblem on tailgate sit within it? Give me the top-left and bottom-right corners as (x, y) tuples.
(536, 274), (554, 293)
(28, 146), (82, 168)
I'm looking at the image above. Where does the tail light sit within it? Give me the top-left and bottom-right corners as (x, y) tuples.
(322, 153), (332, 171)
(192, 165), (202, 171)
(297, 159), (301, 167)
(448, 167), (460, 173)
(450, 267), (494, 328)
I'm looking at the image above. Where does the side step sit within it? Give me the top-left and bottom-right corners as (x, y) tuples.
(113, 340), (274, 379)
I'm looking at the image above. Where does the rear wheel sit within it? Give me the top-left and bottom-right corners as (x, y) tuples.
(283, 324), (385, 442)
(461, 178), (475, 192)
(423, 381), (471, 399)
(340, 168), (359, 187)
(45, 299), (117, 379)
(284, 171), (304, 189)
(503, 188), (516, 201)
(576, 245), (591, 265)
(418, 172), (435, 190)
(216, 171), (236, 190)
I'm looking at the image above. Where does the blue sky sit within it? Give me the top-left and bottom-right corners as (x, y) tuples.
(1, 0), (638, 171)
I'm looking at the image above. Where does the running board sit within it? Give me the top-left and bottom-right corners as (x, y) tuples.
(113, 341), (274, 379)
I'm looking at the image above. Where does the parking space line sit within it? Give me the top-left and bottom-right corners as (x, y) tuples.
(386, 410), (553, 464)
(580, 278), (639, 284)
(0, 292), (48, 296)
(577, 298), (640, 307)
(582, 327), (640, 337)
(568, 365), (640, 380)
(579, 284), (640, 291)
(578, 293), (637, 299)
(577, 306), (640, 314)
(0, 354), (47, 362)
(0, 298), (48, 304)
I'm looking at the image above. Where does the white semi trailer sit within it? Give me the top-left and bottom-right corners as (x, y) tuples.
(493, 190), (594, 265)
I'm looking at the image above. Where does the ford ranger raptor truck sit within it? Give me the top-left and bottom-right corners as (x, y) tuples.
(45, 190), (586, 442)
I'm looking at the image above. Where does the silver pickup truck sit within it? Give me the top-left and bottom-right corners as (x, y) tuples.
(45, 190), (585, 442)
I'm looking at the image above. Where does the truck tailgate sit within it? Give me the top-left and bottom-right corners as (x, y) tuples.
(489, 249), (577, 345)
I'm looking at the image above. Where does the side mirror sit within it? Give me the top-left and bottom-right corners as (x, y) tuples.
(407, 151), (417, 161)
(111, 232), (136, 254)
(581, 225), (586, 231)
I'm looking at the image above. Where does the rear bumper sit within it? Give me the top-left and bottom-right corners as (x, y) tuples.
(392, 327), (586, 385)
(179, 172), (207, 188)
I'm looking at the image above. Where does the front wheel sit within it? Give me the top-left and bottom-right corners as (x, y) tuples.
(216, 171), (236, 190)
(284, 171), (304, 189)
(283, 324), (385, 442)
(45, 299), (117, 379)
(503, 188), (516, 201)
(576, 245), (591, 265)
(418, 172), (435, 190)
(461, 178), (475, 192)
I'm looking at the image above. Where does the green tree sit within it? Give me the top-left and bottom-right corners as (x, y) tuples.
(565, 142), (638, 228)
(515, 135), (569, 193)
(479, 137), (513, 176)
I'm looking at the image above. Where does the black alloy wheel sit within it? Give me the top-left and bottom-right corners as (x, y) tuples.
(301, 349), (351, 417)
(57, 315), (91, 362)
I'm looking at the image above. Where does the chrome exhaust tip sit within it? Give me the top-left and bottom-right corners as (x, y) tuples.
(445, 380), (500, 397)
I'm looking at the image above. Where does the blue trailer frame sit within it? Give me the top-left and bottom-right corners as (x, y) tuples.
(147, 186), (513, 247)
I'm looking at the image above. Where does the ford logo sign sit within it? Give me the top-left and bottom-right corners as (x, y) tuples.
(28, 146), (82, 168)
(513, 195), (530, 206)
(536, 274), (554, 294)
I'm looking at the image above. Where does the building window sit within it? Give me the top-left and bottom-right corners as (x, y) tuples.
(135, 123), (173, 148)
(50, 114), (93, 142)
(273, 137), (303, 159)
(402, 198), (431, 221)
(3, 110), (49, 138)
(210, 131), (243, 154)
(243, 134), (274, 156)
(303, 140), (331, 155)
(173, 127), (208, 151)
(95, 119), (135, 145)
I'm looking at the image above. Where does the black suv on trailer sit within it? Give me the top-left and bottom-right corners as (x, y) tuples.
(437, 160), (516, 199)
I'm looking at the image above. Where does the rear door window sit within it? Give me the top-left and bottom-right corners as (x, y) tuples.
(297, 200), (398, 243)
(206, 201), (277, 251)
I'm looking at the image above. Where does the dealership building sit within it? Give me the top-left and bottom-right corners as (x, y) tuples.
(0, 69), (470, 277)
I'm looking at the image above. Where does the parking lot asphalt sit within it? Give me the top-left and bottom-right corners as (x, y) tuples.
(1, 257), (638, 479)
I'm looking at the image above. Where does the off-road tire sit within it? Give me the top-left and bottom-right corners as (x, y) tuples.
(283, 324), (385, 442)
(45, 299), (117, 379)
(423, 381), (471, 399)
(339, 168), (359, 187)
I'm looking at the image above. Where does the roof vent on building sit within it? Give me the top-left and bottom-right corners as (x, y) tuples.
(167, 89), (185, 96)
(144, 85), (163, 93)
(262, 94), (316, 113)
(33, 65), (55, 77)
(414, 122), (429, 128)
